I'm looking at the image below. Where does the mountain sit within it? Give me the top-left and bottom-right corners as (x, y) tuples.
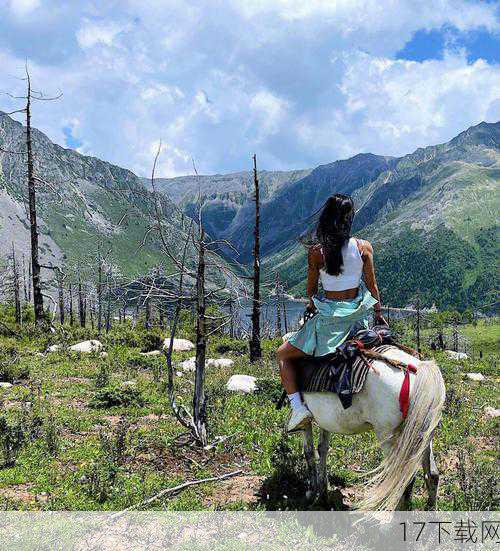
(157, 121), (500, 310)
(0, 112), (225, 289)
(145, 168), (311, 241)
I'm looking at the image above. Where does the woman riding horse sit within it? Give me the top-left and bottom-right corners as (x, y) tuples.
(278, 193), (387, 432)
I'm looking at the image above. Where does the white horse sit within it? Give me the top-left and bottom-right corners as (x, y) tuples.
(301, 346), (446, 510)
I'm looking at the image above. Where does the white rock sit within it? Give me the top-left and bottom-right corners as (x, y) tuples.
(226, 374), (257, 394)
(180, 357), (196, 372)
(0, 382), (13, 389)
(100, 352), (108, 358)
(484, 406), (500, 418)
(282, 332), (295, 342)
(445, 350), (468, 360)
(122, 380), (137, 387)
(35, 352), (44, 357)
(70, 340), (103, 353)
(206, 358), (234, 368)
(140, 350), (161, 357)
(163, 338), (195, 351)
(175, 371), (183, 377)
(47, 344), (62, 353)
(466, 372), (485, 382)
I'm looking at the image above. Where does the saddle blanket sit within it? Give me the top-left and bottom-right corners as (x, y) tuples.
(300, 344), (395, 409)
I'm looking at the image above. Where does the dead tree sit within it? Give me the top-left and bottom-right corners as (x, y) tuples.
(249, 154), (262, 361)
(78, 277), (86, 327)
(55, 267), (65, 325)
(97, 246), (103, 334)
(275, 272), (282, 337)
(193, 225), (208, 444)
(1, 64), (62, 324)
(10, 244), (22, 325)
(68, 283), (74, 326)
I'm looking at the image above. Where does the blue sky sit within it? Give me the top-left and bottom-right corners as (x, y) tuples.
(0, 0), (499, 177)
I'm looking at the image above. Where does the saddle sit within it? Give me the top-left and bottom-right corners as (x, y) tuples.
(279, 325), (419, 411)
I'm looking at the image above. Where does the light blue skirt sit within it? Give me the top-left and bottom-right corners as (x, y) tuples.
(287, 288), (378, 357)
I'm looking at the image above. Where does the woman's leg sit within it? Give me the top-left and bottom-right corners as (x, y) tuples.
(277, 341), (308, 394)
(277, 341), (313, 431)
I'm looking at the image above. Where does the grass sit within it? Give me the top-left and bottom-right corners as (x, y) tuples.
(0, 319), (497, 511)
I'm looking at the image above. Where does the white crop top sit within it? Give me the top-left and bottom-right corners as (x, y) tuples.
(319, 238), (363, 291)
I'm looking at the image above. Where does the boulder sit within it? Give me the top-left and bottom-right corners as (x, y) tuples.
(70, 340), (103, 353)
(445, 350), (468, 360)
(484, 406), (500, 418)
(206, 358), (234, 368)
(0, 382), (13, 389)
(140, 350), (161, 357)
(180, 357), (196, 372)
(46, 344), (62, 353)
(282, 332), (295, 342)
(226, 374), (257, 393)
(100, 352), (108, 358)
(163, 338), (195, 352)
(466, 372), (485, 382)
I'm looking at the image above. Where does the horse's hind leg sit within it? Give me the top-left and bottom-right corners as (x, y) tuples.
(423, 439), (440, 510)
(302, 423), (318, 499)
(317, 429), (330, 501)
(399, 475), (416, 511)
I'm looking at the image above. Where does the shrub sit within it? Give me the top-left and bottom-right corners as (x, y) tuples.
(89, 386), (144, 409)
(94, 363), (110, 389)
(0, 415), (25, 467)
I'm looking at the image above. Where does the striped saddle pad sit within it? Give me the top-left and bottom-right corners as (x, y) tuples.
(303, 344), (395, 395)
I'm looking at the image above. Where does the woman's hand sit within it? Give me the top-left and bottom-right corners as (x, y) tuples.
(306, 299), (316, 313)
(374, 313), (388, 326)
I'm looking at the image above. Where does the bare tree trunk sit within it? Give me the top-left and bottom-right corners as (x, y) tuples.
(22, 254), (28, 302)
(69, 283), (74, 326)
(78, 278), (85, 327)
(56, 269), (65, 325)
(282, 290), (288, 334)
(89, 300), (95, 330)
(249, 154), (262, 362)
(105, 280), (112, 333)
(145, 296), (152, 330)
(25, 75), (44, 324)
(97, 250), (103, 334)
(193, 228), (208, 445)
(11, 244), (21, 324)
(229, 296), (234, 339)
(415, 294), (421, 354)
(275, 272), (282, 337)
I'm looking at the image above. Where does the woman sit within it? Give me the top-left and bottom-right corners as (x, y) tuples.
(278, 193), (386, 432)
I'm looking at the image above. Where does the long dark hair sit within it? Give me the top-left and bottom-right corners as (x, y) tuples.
(316, 194), (355, 276)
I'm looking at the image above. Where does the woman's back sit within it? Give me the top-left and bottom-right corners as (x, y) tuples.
(319, 237), (363, 292)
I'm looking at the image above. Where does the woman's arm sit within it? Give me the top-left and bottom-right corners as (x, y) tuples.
(306, 246), (320, 310)
(360, 240), (387, 325)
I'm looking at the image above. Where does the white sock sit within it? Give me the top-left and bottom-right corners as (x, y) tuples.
(287, 392), (303, 411)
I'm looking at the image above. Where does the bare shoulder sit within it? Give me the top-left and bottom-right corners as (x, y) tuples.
(354, 238), (373, 257)
(308, 244), (323, 266)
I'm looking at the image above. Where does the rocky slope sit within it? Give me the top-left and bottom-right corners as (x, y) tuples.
(0, 112), (225, 289)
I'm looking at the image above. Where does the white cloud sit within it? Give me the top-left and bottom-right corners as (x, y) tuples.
(140, 84), (185, 102)
(232, 0), (499, 32)
(250, 90), (289, 136)
(7, 0), (40, 16)
(0, 1), (498, 177)
(296, 50), (500, 157)
(76, 20), (124, 49)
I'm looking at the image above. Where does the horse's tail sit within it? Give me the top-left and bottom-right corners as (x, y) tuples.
(355, 360), (446, 510)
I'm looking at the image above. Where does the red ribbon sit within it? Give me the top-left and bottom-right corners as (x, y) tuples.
(399, 363), (417, 420)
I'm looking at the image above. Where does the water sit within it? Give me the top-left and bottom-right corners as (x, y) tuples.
(229, 297), (307, 337)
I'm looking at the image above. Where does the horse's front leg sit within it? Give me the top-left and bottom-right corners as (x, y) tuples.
(302, 423), (318, 499)
(317, 429), (330, 501)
